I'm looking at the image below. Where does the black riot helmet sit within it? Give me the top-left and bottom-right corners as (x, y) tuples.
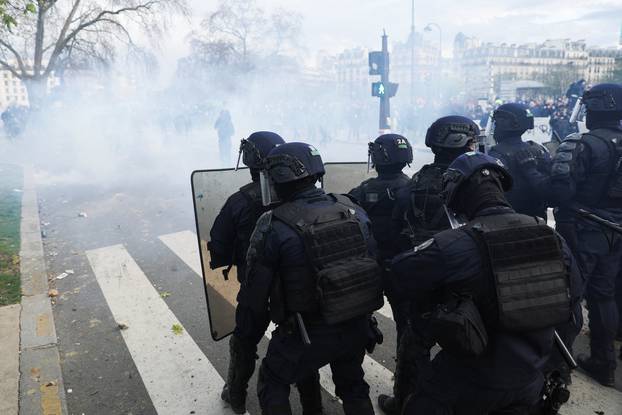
(368, 134), (413, 171)
(582, 83), (622, 129)
(492, 103), (535, 138)
(442, 152), (513, 217)
(264, 142), (325, 184)
(261, 142), (325, 204)
(425, 116), (480, 150)
(236, 131), (285, 170)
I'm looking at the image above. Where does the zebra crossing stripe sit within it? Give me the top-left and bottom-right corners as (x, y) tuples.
(159, 231), (393, 411)
(86, 244), (236, 415)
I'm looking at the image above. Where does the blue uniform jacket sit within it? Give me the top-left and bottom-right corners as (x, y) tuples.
(488, 138), (551, 219)
(209, 182), (260, 278)
(391, 206), (583, 389)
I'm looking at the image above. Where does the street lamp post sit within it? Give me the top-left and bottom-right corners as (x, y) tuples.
(424, 23), (442, 99)
(410, 0), (415, 107)
(424, 23), (442, 64)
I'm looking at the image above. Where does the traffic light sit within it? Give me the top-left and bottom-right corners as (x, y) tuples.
(369, 51), (385, 75)
(370, 31), (398, 131)
(372, 82), (398, 98)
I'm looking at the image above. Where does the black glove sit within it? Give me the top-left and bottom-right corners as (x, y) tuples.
(366, 315), (383, 353)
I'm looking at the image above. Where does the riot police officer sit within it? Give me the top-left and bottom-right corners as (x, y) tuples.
(550, 83), (622, 386)
(208, 131), (286, 413)
(489, 103), (551, 219)
(394, 115), (480, 248)
(239, 142), (383, 415)
(377, 116), (479, 415)
(391, 152), (582, 414)
(348, 134), (412, 342)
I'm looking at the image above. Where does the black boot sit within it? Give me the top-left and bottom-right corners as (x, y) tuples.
(343, 398), (374, 415)
(378, 394), (400, 415)
(222, 335), (257, 414)
(221, 385), (246, 415)
(577, 354), (615, 387)
(296, 372), (323, 415)
(261, 404), (293, 415)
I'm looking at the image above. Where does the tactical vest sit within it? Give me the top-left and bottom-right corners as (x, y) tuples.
(556, 129), (622, 208)
(357, 174), (409, 248)
(406, 164), (450, 246)
(585, 129), (622, 203)
(237, 182), (266, 267)
(436, 213), (571, 332)
(273, 194), (384, 325)
(489, 141), (548, 218)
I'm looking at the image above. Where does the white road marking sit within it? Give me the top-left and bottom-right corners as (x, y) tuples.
(159, 231), (203, 275)
(86, 244), (237, 415)
(160, 231), (394, 411)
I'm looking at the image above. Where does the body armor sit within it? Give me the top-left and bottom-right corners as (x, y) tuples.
(435, 213), (571, 333)
(356, 174), (409, 255)
(405, 164), (450, 246)
(272, 194), (383, 325)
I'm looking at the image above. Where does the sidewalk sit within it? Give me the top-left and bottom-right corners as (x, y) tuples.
(4, 166), (68, 415)
(0, 304), (20, 414)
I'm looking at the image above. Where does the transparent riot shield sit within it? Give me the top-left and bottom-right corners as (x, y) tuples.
(322, 162), (375, 194)
(191, 168), (252, 340)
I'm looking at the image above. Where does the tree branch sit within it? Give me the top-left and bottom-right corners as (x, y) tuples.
(0, 57), (23, 78)
(0, 37), (26, 76)
(45, 1), (160, 77)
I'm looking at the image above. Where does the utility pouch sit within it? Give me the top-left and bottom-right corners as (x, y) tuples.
(428, 295), (488, 358)
(317, 257), (383, 325)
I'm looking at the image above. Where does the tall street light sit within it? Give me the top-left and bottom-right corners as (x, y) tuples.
(424, 23), (442, 100)
(424, 23), (442, 63)
(410, 0), (415, 107)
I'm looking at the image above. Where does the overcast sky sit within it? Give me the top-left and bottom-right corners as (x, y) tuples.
(157, 0), (622, 78)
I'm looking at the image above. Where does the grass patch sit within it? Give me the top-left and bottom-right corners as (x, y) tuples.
(0, 164), (22, 305)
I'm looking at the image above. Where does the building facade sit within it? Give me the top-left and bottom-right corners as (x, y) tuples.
(0, 70), (29, 111)
(0, 63), (60, 112)
(455, 35), (617, 99)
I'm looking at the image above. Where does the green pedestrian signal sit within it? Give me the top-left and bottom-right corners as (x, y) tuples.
(372, 82), (398, 98)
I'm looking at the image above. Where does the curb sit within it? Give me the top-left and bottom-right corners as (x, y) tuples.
(18, 166), (68, 415)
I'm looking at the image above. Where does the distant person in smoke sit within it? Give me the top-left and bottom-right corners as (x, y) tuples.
(214, 108), (235, 166)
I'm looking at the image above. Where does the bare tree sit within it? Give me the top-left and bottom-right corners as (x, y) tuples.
(191, 0), (302, 71)
(0, 0), (187, 108)
(269, 8), (302, 56)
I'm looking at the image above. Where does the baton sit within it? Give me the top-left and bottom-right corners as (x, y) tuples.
(554, 330), (577, 369)
(573, 208), (622, 235)
(295, 312), (311, 346)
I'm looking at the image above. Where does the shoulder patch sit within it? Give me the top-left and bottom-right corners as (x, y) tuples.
(413, 238), (434, 252)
